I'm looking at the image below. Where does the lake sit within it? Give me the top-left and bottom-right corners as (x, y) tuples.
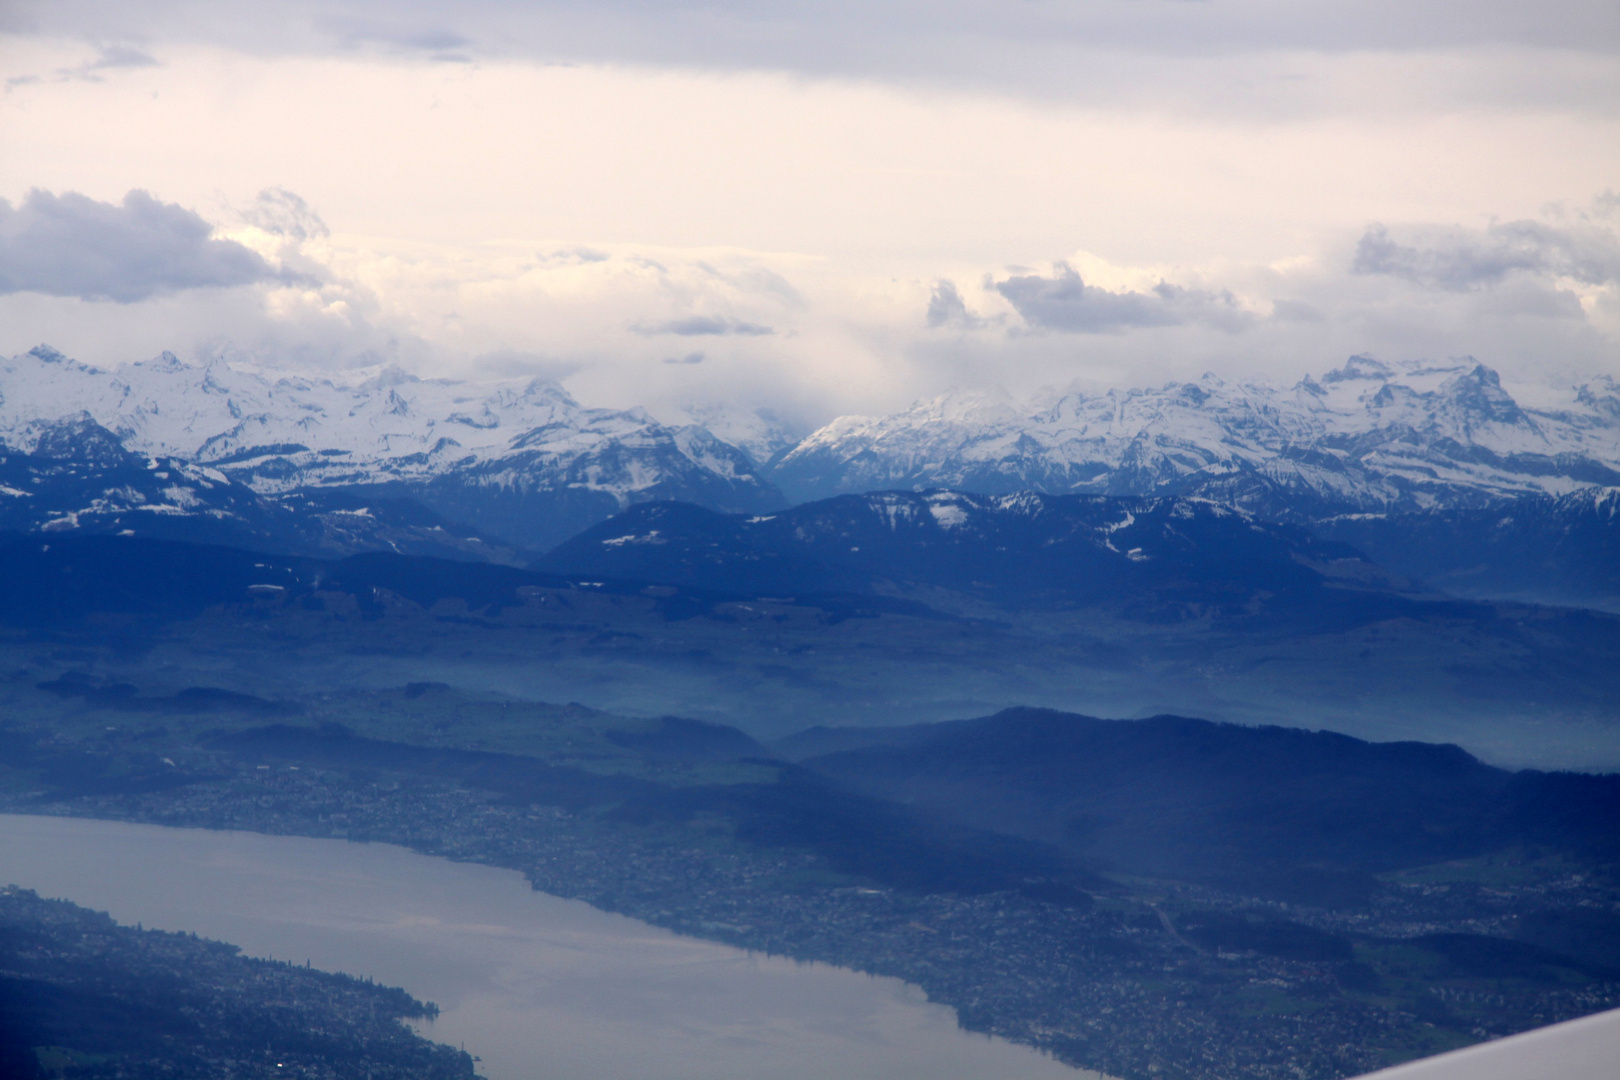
(0, 813), (1096, 1080)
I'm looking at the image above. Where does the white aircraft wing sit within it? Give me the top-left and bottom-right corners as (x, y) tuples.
(1352, 1007), (1620, 1080)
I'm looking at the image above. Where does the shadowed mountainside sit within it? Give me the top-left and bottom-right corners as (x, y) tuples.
(0, 415), (532, 564)
(1314, 488), (1620, 610)
(791, 708), (1620, 906)
(538, 490), (1428, 625)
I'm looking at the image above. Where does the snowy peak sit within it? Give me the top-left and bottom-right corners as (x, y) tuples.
(1320, 354), (1395, 383)
(0, 345), (784, 549)
(658, 401), (813, 467)
(6, 344), (1617, 552)
(28, 413), (135, 466)
(0, 344), (618, 474)
(773, 357), (1620, 516)
(1576, 376), (1620, 421)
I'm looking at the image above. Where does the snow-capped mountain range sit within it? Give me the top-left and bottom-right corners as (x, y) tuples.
(2, 345), (1617, 555)
(0, 345), (781, 549)
(773, 356), (1620, 518)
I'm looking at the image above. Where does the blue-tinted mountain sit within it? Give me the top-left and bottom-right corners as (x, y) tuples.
(0, 414), (531, 563)
(1312, 488), (1620, 610)
(539, 489), (1426, 623)
(790, 707), (1620, 906)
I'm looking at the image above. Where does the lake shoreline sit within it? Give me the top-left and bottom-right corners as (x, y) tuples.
(0, 811), (1102, 1080)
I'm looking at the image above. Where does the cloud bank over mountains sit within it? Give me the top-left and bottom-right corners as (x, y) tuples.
(0, 0), (1615, 422)
(0, 181), (1615, 427)
(992, 265), (1257, 335)
(1354, 218), (1620, 292)
(0, 190), (278, 302)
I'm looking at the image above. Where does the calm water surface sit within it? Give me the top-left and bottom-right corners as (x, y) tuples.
(0, 814), (1094, 1080)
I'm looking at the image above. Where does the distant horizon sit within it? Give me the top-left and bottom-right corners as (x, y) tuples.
(3, 1), (1616, 423)
(6, 340), (1612, 436)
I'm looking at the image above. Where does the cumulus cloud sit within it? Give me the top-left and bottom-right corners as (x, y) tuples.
(0, 189), (277, 303)
(925, 279), (989, 330)
(1353, 219), (1620, 290)
(992, 263), (1256, 334)
(634, 315), (774, 336)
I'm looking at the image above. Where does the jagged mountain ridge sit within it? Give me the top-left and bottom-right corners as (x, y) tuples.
(772, 356), (1620, 518)
(0, 413), (533, 563)
(0, 346), (783, 549)
(7, 344), (1619, 569)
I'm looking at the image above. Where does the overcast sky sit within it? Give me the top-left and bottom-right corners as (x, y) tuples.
(1, 0), (1617, 423)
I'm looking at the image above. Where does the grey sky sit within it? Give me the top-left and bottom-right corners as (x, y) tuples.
(8, 1), (1616, 63)
(0, 0), (1615, 420)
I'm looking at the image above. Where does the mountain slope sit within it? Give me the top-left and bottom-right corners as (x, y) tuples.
(772, 357), (1620, 519)
(0, 345), (783, 550)
(793, 707), (1620, 905)
(0, 415), (530, 563)
(1312, 487), (1620, 611)
(539, 489), (1422, 623)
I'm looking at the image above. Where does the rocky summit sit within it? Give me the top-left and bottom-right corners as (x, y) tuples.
(0, 345), (783, 549)
(773, 356), (1620, 519)
(3, 346), (1618, 556)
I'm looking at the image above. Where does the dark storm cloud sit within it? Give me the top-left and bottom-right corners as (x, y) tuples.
(635, 316), (774, 336)
(993, 264), (1255, 334)
(0, 189), (277, 303)
(1354, 220), (1620, 290)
